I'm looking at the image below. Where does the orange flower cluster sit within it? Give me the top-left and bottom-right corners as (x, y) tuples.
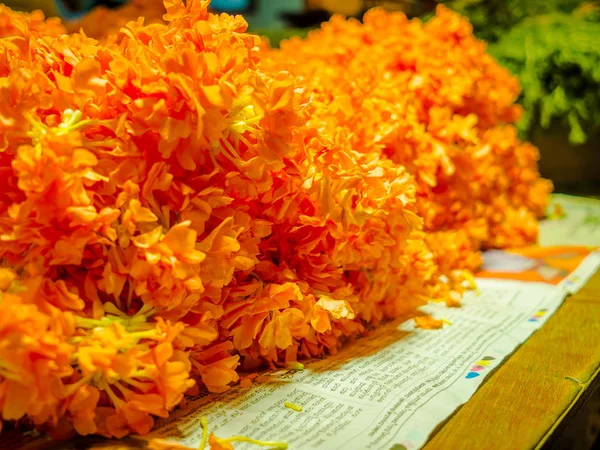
(0, 0), (548, 442)
(65, 0), (166, 40)
(261, 7), (552, 250)
(0, 3), (65, 38)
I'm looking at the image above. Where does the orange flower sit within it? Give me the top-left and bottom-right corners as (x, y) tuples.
(65, 312), (195, 437)
(0, 5), (65, 39)
(261, 6), (551, 252)
(190, 342), (240, 393)
(0, 0), (549, 441)
(0, 272), (74, 428)
(65, 0), (167, 41)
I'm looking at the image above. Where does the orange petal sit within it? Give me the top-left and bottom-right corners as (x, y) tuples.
(200, 85), (226, 109)
(310, 304), (332, 333)
(316, 296), (355, 320)
(414, 316), (444, 330)
(2, 381), (33, 420)
(133, 226), (163, 249)
(0, 268), (17, 290)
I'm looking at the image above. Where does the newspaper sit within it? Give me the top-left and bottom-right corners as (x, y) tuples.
(8, 195), (600, 450)
(540, 194), (600, 247)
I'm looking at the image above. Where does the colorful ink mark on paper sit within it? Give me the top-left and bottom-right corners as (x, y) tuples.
(564, 275), (580, 288)
(528, 308), (548, 322)
(465, 356), (495, 379)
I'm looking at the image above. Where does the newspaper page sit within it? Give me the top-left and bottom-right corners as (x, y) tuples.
(540, 194), (600, 247)
(7, 196), (600, 450)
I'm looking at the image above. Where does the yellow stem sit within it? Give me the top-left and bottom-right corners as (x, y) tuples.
(122, 377), (151, 391)
(23, 112), (47, 134)
(128, 330), (160, 341)
(198, 416), (208, 450)
(75, 316), (107, 329)
(64, 375), (92, 397)
(208, 147), (222, 170)
(238, 133), (255, 150)
(130, 369), (153, 379)
(283, 402), (303, 412)
(101, 378), (125, 409)
(68, 119), (101, 131)
(219, 139), (241, 165)
(286, 362), (304, 371)
(222, 436), (288, 449)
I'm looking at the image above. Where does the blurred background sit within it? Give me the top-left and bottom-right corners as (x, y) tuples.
(2, 0), (600, 195)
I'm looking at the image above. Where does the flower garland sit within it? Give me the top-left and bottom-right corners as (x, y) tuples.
(64, 0), (167, 39)
(261, 6), (552, 251)
(0, 0), (549, 444)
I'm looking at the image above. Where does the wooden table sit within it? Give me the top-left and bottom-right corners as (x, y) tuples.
(424, 271), (600, 450)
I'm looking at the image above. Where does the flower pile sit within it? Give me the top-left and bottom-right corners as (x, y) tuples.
(0, 3), (65, 38)
(0, 0), (549, 443)
(261, 6), (552, 250)
(65, 0), (167, 40)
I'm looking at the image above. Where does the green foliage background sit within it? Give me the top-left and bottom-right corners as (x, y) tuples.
(440, 0), (589, 42)
(489, 14), (600, 145)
